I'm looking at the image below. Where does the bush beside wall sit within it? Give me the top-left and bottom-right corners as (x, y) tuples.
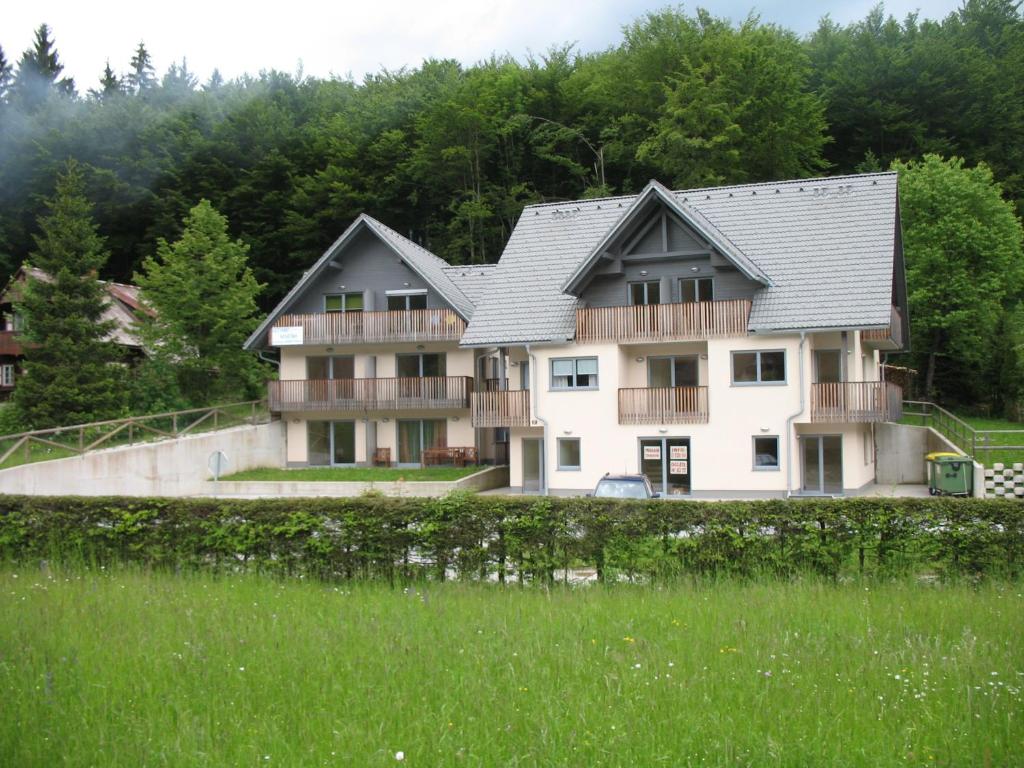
(0, 494), (1021, 581)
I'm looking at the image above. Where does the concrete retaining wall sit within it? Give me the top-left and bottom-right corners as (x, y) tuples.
(875, 423), (985, 497)
(0, 422), (286, 496)
(205, 465), (510, 498)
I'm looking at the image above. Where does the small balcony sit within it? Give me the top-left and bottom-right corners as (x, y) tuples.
(0, 330), (23, 357)
(810, 381), (903, 423)
(862, 306), (903, 351)
(269, 376), (473, 413)
(471, 389), (531, 427)
(618, 386), (709, 425)
(575, 299), (751, 344)
(271, 308), (465, 346)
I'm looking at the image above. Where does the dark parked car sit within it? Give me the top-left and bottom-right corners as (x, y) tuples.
(591, 473), (659, 499)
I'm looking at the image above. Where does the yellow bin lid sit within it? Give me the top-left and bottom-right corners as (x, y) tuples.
(926, 451), (964, 461)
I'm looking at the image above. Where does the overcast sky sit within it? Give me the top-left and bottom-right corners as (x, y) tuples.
(3, 0), (963, 89)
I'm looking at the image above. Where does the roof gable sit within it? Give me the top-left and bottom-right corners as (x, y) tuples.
(562, 180), (771, 295)
(243, 215), (473, 350)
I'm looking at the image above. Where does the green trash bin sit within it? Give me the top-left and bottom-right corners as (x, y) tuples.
(926, 451), (972, 496)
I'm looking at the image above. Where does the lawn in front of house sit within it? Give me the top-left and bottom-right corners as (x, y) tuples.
(1, 568), (1021, 767)
(901, 409), (1024, 467)
(221, 465), (483, 482)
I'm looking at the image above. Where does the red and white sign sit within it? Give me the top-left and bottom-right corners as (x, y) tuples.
(670, 445), (688, 460)
(643, 446), (661, 460)
(670, 460), (688, 475)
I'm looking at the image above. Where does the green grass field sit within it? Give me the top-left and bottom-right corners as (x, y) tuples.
(901, 410), (1024, 467)
(222, 466), (482, 481)
(1, 569), (1021, 767)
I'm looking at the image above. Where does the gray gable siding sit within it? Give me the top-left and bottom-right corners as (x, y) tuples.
(581, 260), (759, 308)
(290, 229), (447, 314)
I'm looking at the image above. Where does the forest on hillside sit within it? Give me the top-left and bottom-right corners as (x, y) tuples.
(0, 2), (1022, 411)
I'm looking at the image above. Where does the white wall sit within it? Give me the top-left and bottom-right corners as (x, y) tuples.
(509, 332), (881, 495)
(0, 422), (285, 496)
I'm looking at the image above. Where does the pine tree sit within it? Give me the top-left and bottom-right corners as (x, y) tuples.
(12, 160), (125, 428)
(126, 42), (156, 94)
(13, 24), (75, 108)
(0, 45), (11, 103)
(134, 200), (266, 405)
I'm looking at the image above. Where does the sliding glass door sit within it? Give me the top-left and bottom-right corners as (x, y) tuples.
(397, 419), (447, 465)
(801, 435), (843, 494)
(307, 420), (356, 466)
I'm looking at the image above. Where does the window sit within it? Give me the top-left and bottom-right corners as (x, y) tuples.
(324, 292), (363, 313)
(753, 436), (780, 470)
(0, 364), (13, 387)
(306, 356), (354, 380)
(551, 357), (598, 390)
(396, 353), (445, 378)
(520, 360), (530, 390)
(648, 356), (698, 388)
(629, 280), (660, 305)
(557, 438), (581, 470)
(386, 291), (428, 311)
(731, 350), (786, 384)
(680, 277), (714, 303)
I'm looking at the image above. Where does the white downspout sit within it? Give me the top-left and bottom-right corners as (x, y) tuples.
(525, 343), (549, 496)
(785, 332), (807, 497)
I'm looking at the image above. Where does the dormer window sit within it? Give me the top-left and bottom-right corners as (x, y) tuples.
(386, 290), (428, 311)
(680, 277), (714, 303)
(629, 281), (660, 306)
(324, 293), (363, 313)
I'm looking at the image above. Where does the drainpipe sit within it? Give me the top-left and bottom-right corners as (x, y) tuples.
(258, 351), (280, 368)
(785, 332), (807, 497)
(525, 343), (549, 496)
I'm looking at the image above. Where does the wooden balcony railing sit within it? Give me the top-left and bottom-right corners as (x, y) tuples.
(618, 386), (709, 425)
(811, 381), (903, 423)
(272, 309), (465, 346)
(269, 376), (473, 412)
(471, 389), (531, 427)
(484, 378), (508, 391)
(0, 330), (23, 357)
(575, 299), (751, 343)
(862, 306), (902, 350)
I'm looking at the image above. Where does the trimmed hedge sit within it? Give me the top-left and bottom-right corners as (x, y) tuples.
(0, 494), (1021, 581)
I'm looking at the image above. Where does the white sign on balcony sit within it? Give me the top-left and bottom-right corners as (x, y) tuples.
(270, 326), (304, 346)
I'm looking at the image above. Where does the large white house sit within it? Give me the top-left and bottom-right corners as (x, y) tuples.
(245, 171), (908, 497)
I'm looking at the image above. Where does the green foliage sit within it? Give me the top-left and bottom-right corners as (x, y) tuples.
(0, 494), (1020, 582)
(134, 199), (267, 405)
(893, 154), (1024, 403)
(11, 160), (125, 428)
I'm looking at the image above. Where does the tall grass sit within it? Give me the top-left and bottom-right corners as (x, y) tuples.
(1, 568), (1020, 766)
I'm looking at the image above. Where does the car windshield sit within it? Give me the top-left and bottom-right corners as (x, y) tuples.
(594, 479), (649, 499)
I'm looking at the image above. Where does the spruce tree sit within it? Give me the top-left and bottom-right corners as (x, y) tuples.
(13, 160), (125, 428)
(0, 45), (11, 103)
(13, 24), (75, 108)
(92, 61), (121, 100)
(126, 42), (156, 94)
(135, 200), (266, 405)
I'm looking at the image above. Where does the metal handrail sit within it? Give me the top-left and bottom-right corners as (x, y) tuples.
(0, 399), (269, 468)
(902, 399), (1024, 464)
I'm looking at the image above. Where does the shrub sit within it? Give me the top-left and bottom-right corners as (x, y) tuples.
(0, 494), (1020, 581)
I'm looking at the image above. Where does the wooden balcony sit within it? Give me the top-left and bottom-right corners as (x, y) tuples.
(0, 330), (23, 357)
(618, 386), (709, 425)
(862, 306), (903, 350)
(271, 309), (465, 346)
(810, 381), (903, 423)
(268, 376), (473, 413)
(575, 299), (751, 343)
(471, 389), (531, 427)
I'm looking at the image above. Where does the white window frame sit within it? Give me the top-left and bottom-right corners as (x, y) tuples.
(550, 357), (599, 391)
(0, 364), (14, 387)
(557, 437), (581, 471)
(731, 349), (787, 386)
(752, 435), (780, 471)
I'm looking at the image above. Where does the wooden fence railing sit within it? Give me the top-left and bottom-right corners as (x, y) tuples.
(269, 377), (473, 412)
(0, 400), (269, 470)
(471, 389), (531, 427)
(575, 299), (751, 343)
(618, 386), (709, 425)
(810, 381), (903, 423)
(273, 309), (465, 345)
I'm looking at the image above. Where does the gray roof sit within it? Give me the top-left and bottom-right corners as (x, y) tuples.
(442, 264), (498, 305)
(460, 172), (899, 346)
(244, 214), (474, 350)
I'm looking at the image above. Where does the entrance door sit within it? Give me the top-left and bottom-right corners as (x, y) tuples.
(640, 437), (691, 496)
(801, 435), (843, 494)
(522, 438), (543, 493)
(308, 420), (356, 466)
